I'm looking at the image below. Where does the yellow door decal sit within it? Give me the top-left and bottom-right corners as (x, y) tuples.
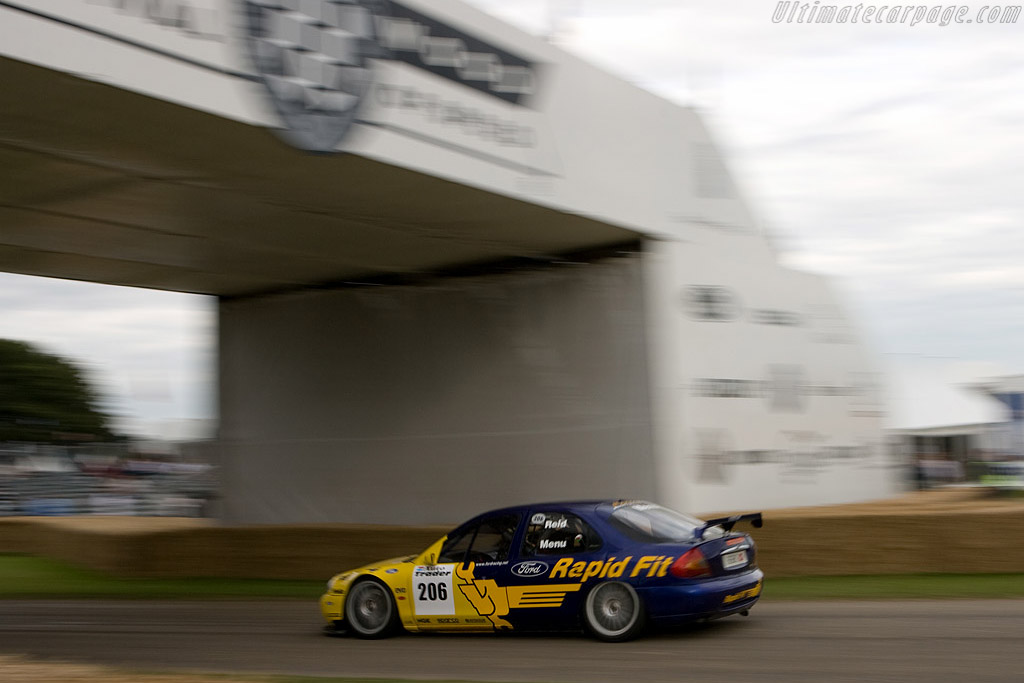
(507, 584), (582, 608)
(453, 562), (582, 630)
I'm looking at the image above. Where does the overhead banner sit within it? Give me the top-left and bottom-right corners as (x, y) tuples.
(237, 0), (558, 176)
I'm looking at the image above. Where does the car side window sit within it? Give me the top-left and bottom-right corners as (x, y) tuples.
(521, 511), (602, 556)
(466, 513), (520, 562)
(438, 513), (521, 564)
(438, 528), (473, 563)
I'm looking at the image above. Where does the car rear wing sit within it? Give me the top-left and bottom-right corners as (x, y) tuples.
(694, 512), (763, 540)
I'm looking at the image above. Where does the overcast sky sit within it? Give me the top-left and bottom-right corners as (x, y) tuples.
(2, 0), (1022, 438)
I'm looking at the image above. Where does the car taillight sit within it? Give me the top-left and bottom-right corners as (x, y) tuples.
(670, 547), (711, 579)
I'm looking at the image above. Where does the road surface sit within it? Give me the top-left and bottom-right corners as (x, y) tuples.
(0, 600), (1021, 682)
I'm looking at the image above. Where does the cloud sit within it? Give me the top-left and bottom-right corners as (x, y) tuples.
(467, 0), (1024, 373)
(0, 273), (215, 435)
(3, 1), (1022, 440)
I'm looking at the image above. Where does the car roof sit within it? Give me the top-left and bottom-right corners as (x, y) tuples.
(462, 499), (645, 521)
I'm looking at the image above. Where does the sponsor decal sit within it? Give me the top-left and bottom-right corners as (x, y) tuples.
(548, 555), (677, 582)
(373, 4), (535, 102)
(692, 372), (860, 407)
(692, 378), (763, 399)
(696, 428), (874, 484)
(530, 513), (546, 525)
(453, 562), (581, 630)
(413, 566), (452, 577)
(371, 83), (535, 148)
(723, 580), (762, 604)
(685, 286), (740, 322)
(239, 0), (540, 152)
(385, 568), (399, 574)
(413, 564), (455, 615)
(436, 617), (460, 624)
(751, 308), (802, 326)
(511, 561), (549, 577)
(91, 0), (221, 41)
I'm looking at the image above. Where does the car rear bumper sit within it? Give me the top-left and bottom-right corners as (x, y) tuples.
(639, 568), (764, 623)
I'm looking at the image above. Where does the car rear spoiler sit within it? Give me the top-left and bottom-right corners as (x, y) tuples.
(694, 512), (763, 540)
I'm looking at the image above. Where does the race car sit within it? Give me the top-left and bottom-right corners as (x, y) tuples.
(320, 500), (763, 642)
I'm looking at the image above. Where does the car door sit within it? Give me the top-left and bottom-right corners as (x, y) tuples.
(411, 511), (522, 631)
(499, 508), (606, 632)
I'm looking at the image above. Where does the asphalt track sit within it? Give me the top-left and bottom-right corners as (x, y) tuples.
(0, 600), (1022, 683)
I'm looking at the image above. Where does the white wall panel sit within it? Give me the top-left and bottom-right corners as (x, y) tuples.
(217, 253), (656, 524)
(644, 237), (898, 515)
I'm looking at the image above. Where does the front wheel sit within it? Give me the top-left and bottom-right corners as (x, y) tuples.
(345, 579), (399, 638)
(583, 581), (645, 642)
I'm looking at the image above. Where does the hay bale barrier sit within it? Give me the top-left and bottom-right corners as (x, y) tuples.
(2, 490), (1022, 579)
(0, 517), (447, 579)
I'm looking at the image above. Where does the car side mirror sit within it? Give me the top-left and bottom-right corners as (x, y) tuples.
(416, 537), (447, 567)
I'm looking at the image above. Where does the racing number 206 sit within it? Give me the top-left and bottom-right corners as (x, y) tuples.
(418, 581), (448, 601)
(412, 566), (455, 615)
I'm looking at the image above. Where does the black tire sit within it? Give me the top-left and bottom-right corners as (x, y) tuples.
(582, 581), (645, 642)
(345, 578), (399, 639)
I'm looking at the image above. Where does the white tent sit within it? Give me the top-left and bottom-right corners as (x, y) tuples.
(884, 357), (1012, 487)
(884, 357), (1009, 433)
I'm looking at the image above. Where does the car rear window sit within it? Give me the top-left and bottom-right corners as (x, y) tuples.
(608, 502), (721, 542)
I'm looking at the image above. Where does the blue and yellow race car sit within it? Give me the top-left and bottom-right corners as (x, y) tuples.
(320, 500), (764, 641)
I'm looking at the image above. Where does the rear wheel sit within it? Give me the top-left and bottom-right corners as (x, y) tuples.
(345, 579), (399, 638)
(583, 581), (645, 642)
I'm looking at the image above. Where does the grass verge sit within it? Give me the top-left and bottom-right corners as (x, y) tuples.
(0, 555), (322, 599)
(765, 573), (1024, 600)
(1, 554), (1022, 601)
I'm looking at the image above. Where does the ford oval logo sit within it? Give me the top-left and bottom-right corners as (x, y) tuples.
(511, 561), (549, 577)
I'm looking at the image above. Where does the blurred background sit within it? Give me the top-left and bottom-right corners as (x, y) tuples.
(1, 0), (1022, 520)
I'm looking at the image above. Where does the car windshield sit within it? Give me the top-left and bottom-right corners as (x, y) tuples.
(608, 502), (721, 542)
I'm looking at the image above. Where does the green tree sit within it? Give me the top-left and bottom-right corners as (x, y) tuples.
(0, 339), (113, 442)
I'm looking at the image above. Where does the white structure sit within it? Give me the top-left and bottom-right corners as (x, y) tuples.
(0, 0), (899, 523)
(884, 359), (1012, 485)
(975, 375), (1024, 458)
